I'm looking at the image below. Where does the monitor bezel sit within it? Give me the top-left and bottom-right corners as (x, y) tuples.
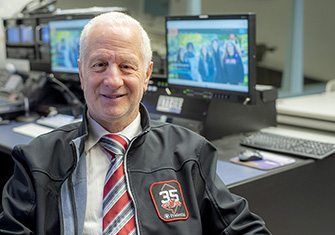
(165, 13), (257, 104)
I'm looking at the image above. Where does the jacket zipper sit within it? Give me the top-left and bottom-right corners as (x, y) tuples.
(70, 141), (79, 235)
(124, 139), (140, 235)
(59, 141), (79, 235)
(123, 129), (150, 235)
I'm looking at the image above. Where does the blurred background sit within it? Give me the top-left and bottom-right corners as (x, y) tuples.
(1, 0), (334, 97)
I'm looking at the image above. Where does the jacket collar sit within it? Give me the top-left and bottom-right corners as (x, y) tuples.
(78, 102), (152, 140)
(139, 103), (151, 133)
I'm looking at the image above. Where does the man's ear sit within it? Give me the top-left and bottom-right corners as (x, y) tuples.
(143, 62), (153, 92)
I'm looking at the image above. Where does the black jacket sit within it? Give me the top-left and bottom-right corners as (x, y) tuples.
(0, 104), (270, 234)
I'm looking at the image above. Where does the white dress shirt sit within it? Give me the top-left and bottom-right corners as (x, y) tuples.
(83, 113), (142, 234)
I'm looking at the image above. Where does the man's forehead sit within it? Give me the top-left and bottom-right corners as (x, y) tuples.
(87, 25), (140, 48)
(88, 50), (139, 63)
(84, 23), (143, 64)
(90, 23), (139, 37)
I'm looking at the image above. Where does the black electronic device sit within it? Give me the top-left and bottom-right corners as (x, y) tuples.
(4, 7), (128, 73)
(165, 13), (257, 104)
(48, 18), (91, 82)
(3, 17), (37, 60)
(203, 85), (277, 140)
(238, 149), (263, 162)
(0, 62), (56, 120)
(142, 77), (209, 135)
(5, 21), (35, 46)
(240, 132), (335, 160)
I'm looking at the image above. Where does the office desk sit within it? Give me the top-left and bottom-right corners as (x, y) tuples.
(0, 121), (33, 155)
(212, 130), (335, 235)
(1, 121), (335, 234)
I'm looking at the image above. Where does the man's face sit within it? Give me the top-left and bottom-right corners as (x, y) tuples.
(78, 24), (152, 132)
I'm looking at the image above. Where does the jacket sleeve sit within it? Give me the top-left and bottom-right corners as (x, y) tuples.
(0, 146), (36, 234)
(197, 139), (271, 235)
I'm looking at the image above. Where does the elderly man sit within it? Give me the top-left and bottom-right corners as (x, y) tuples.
(0, 12), (270, 234)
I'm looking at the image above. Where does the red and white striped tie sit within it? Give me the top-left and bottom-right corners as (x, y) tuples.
(100, 134), (136, 235)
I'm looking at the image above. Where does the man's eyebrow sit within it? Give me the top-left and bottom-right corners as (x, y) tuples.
(87, 52), (140, 67)
(122, 57), (138, 65)
(88, 55), (106, 62)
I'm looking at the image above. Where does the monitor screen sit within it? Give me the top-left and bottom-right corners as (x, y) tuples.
(165, 14), (256, 104)
(41, 25), (50, 43)
(21, 26), (34, 43)
(7, 27), (20, 43)
(49, 18), (90, 76)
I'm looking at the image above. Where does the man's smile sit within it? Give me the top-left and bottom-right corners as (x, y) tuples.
(102, 94), (125, 99)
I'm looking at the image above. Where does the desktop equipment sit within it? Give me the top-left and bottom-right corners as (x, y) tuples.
(3, 7), (128, 74)
(143, 13), (278, 140)
(48, 18), (90, 82)
(240, 131), (335, 160)
(47, 18), (91, 116)
(3, 17), (37, 60)
(142, 75), (209, 135)
(0, 68), (23, 91)
(165, 13), (257, 104)
(238, 149), (263, 162)
(203, 85), (277, 140)
(0, 92), (25, 119)
(0, 68), (25, 119)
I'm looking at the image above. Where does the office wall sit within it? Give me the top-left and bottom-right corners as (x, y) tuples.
(201, 0), (335, 82)
(0, 0), (334, 82)
(0, 0), (31, 72)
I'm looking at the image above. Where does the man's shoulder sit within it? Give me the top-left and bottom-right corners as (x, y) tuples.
(39, 121), (82, 141)
(149, 119), (205, 141)
(16, 121), (83, 156)
(12, 121), (84, 175)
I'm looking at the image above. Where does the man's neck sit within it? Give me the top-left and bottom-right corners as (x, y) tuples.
(88, 110), (142, 137)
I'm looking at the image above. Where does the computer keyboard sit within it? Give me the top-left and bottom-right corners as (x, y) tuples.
(240, 132), (335, 159)
(0, 69), (10, 87)
(37, 114), (82, 128)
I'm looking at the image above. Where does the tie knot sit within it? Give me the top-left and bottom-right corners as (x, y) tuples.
(100, 134), (129, 160)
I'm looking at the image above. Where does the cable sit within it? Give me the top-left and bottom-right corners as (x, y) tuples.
(47, 73), (84, 117)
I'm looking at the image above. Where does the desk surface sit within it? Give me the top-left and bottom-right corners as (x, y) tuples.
(211, 130), (314, 187)
(211, 127), (335, 235)
(0, 121), (33, 155)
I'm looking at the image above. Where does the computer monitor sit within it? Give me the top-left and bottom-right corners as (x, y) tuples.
(165, 13), (256, 104)
(7, 27), (20, 44)
(35, 25), (50, 43)
(48, 18), (90, 81)
(6, 26), (34, 44)
(20, 26), (34, 44)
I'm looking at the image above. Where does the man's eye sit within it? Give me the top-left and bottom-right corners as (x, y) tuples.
(93, 62), (106, 68)
(121, 64), (131, 69)
(92, 62), (107, 72)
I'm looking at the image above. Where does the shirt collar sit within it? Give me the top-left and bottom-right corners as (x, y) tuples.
(85, 112), (142, 153)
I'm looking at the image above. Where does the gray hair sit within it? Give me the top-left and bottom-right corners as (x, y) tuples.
(79, 11), (152, 71)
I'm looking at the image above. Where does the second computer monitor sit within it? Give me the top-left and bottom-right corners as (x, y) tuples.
(165, 13), (257, 104)
(48, 18), (90, 80)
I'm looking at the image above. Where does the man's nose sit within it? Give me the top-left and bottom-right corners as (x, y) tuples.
(103, 65), (123, 87)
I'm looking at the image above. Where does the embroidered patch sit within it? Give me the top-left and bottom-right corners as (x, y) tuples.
(150, 180), (189, 222)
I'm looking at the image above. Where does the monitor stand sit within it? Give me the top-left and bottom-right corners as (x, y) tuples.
(15, 97), (40, 122)
(16, 111), (40, 123)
